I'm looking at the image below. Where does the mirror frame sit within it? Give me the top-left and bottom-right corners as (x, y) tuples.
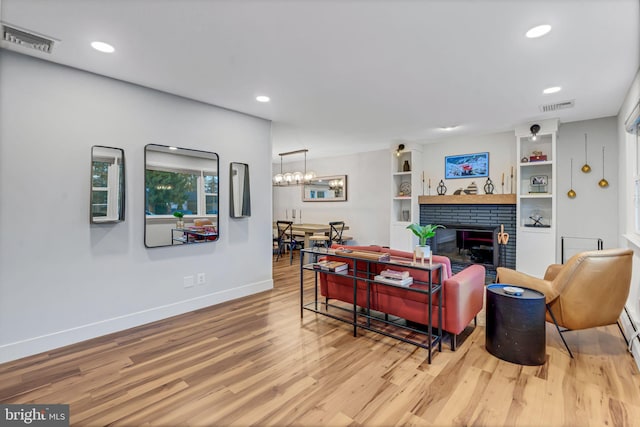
(144, 144), (220, 248)
(90, 145), (125, 223)
(302, 175), (348, 202)
(230, 162), (251, 218)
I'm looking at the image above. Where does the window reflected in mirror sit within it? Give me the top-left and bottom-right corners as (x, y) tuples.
(230, 162), (251, 218)
(91, 146), (125, 223)
(145, 144), (219, 247)
(303, 175), (347, 202)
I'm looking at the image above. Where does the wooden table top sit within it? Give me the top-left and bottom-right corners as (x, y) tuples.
(274, 222), (350, 233)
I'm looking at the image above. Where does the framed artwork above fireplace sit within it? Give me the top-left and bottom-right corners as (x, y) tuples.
(444, 152), (489, 179)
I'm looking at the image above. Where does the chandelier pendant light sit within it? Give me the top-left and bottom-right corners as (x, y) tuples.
(567, 158), (576, 198)
(272, 149), (316, 186)
(598, 146), (609, 188)
(581, 133), (591, 173)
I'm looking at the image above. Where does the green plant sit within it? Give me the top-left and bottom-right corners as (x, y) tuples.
(173, 211), (184, 219)
(406, 223), (445, 246)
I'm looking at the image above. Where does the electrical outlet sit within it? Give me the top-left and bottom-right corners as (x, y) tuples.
(197, 273), (206, 285)
(183, 275), (194, 288)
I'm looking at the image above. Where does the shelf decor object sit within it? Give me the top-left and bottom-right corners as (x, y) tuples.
(598, 146), (609, 188)
(567, 158), (577, 198)
(483, 177), (495, 194)
(437, 179), (447, 195)
(581, 134), (591, 173)
(529, 175), (548, 193)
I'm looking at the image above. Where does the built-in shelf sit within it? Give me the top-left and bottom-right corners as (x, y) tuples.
(418, 194), (516, 205)
(520, 160), (553, 167)
(520, 194), (552, 199)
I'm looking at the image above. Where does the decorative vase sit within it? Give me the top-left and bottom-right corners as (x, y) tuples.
(176, 219), (184, 229)
(414, 244), (431, 264)
(403, 160), (411, 172)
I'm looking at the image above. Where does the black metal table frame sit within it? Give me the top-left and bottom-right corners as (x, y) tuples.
(299, 247), (443, 363)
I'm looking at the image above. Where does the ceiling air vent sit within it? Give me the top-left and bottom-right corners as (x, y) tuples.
(2, 24), (55, 53)
(539, 100), (575, 113)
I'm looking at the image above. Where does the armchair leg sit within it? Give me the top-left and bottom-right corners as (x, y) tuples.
(616, 320), (631, 347)
(546, 304), (574, 358)
(451, 333), (457, 351)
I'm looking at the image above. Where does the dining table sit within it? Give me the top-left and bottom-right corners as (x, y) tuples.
(274, 222), (350, 251)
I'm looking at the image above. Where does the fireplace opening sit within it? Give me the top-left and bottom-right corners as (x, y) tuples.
(432, 225), (499, 268)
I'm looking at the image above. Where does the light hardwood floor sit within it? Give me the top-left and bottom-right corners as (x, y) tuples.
(2, 254), (640, 426)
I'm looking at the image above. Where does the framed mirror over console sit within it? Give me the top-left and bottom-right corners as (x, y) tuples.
(144, 144), (219, 248)
(303, 175), (347, 202)
(91, 145), (125, 223)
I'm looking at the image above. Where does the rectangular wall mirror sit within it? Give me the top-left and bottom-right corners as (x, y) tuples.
(303, 175), (347, 202)
(230, 162), (251, 218)
(91, 145), (125, 223)
(144, 144), (219, 248)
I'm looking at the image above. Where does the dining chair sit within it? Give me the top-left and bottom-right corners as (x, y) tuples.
(274, 220), (301, 264)
(329, 221), (352, 245)
(308, 232), (330, 248)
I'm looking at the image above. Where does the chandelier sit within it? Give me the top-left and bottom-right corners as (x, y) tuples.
(273, 149), (316, 186)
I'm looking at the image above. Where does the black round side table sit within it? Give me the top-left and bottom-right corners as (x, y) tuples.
(485, 284), (546, 365)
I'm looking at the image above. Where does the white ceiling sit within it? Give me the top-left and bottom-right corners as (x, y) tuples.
(1, 0), (638, 160)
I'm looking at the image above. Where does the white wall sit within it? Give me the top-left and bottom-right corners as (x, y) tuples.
(420, 131), (517, 196)
(0, 50), (273, 363)
(556, 117), (619, 259)
(272, 149), (389, 246)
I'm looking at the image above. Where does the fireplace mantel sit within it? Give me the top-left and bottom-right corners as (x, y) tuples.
(419, 194), (516, 205)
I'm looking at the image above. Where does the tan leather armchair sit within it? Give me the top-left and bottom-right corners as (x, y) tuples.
(496, 248), (633, 357)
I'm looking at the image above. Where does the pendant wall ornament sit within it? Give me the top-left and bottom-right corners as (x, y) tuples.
(598, 146), (609, 188)
(581, 133), (591, 173)
(567, 158), (577, 198)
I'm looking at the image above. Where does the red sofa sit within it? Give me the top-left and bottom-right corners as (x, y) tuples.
(318, 244), (486, 350)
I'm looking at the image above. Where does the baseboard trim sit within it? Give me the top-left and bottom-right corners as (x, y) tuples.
(0, 279), (273, 364)
(620, 305), (640, 371)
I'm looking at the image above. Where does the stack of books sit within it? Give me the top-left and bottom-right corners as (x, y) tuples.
(313, 260), (348, 272)
(374, 269), (413, 286)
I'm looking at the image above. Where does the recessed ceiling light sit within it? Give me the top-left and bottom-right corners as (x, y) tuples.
(441, 126), (457, 131)
(256, 95), (270, 103)
(526, 24), (552, 39)
(91, 41), (115, 53)
(543, 86), (562, 94)
(169, 146), (178, 150)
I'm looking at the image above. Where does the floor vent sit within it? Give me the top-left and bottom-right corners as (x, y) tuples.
(539, 100), (575, 113)
(2, 24), (55, 53)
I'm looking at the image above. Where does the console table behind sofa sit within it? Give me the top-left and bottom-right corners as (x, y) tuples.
(302, 244), (486, 353)
(300, 246), (443, 363)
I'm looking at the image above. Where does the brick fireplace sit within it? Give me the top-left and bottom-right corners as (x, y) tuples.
(419, 195), (516, 276)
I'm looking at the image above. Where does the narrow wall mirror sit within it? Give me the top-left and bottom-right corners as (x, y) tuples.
(91, 145), (125, 223)
(230, 162), (251, 218)
(302, 175), (347, 202)
(144, 144), (219, 248)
